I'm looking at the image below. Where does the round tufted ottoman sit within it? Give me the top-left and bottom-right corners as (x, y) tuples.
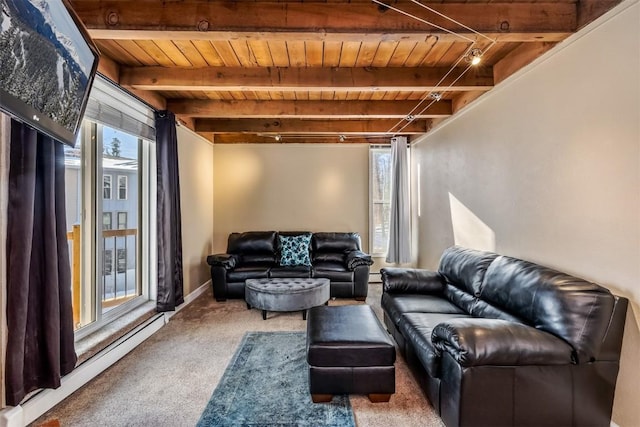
(245, 278), (330, 320)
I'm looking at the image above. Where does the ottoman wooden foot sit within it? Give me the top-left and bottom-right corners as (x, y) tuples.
(311, 394), (333, 403)
(262, 310), (267, 320)
(368, 393), (391, 403)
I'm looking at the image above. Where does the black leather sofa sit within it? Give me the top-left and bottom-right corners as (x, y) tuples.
(381, 246), (628, 427)
(207, 231), (373, 301)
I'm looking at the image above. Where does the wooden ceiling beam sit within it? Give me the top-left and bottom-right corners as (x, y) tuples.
(210, 134), (394, 144)
(493, 42), (557, 85)
(167, 99), (452, 119)
(578, 0), (622, 29)
(96, 55), (168, 111)
(194, 119), (430, 135)
(88, 30), (568, 44)
(71, 1), (575, 43)
(120, 66), (494, 92)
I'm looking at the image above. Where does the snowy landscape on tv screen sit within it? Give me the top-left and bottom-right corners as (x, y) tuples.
(0, 0), (95, 135)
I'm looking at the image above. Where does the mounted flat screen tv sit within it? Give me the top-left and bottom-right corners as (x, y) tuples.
(0, 0), (99, 146)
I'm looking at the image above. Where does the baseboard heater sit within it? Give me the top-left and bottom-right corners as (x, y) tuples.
(0, 280), (210, 427)
(0, 313), (167, 427)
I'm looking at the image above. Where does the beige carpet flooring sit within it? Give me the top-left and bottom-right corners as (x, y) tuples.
(33, 284), (445, 427)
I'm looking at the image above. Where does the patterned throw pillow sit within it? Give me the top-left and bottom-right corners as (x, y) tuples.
(278, 234), (312, 266)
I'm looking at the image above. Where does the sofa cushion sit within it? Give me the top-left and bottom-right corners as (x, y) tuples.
(398, 312), (470, 378)
(442, 284), (477, 314)
(313, 262), (353, 282)
(270, 266), (311, 278)
(382, 293), (465, 325)
(278, 234), (312, 266)
(312, 232), (361, 253)
(382, 268), (445, 294)
(313, 261), (348, 272)
(480, 256), (615, 363)
(227, 267), (270, 282)
(228, 231), (277, 255)
(241, 254), (276, 265)
(438, 246), (498, 297)
(313, 253), (345, 264)
(470, 298), (525, 324)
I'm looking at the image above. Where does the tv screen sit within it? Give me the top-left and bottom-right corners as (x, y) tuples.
(0, 0), (99, 146)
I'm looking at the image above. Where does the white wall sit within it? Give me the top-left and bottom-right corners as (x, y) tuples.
(410, 1), (639, 424)
(177, 126), (214, 296)
(212, 144), (369, 253)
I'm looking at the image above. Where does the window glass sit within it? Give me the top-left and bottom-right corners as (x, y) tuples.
(100, 125), (140, 313)
(370, 147), (392, 256)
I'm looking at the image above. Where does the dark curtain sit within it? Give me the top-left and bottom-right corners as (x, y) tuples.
(5, 120), (76, 406)
(155, 111), (184, 312)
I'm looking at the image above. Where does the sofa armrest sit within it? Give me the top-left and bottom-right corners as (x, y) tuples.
(345, 250), (373, 270)
(381, 268), (445, 295)
(206, 253), (237, 270)
(432, 318), (574, 367)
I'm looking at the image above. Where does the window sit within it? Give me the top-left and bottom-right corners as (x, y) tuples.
(369, 146), (392, 256)
(103, 175), (112, 199)
(64, 76), (155, 336)
(117, 175), (128, 200)
(117, 212), (127, 230)
(102, 212), (112, 230)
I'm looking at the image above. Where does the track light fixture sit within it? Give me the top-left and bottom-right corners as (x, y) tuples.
(339, 135), (346, 142)
(468, 48), (483, 65)
(274, 134), (282, 142)
(428, 92), (443, 102)
(405, 115), (415, 122)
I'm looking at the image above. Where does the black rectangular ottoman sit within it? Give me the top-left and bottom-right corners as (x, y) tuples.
(306, 304), (396, 403)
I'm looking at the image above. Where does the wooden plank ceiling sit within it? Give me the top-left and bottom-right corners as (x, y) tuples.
(69, 0), (620, 144)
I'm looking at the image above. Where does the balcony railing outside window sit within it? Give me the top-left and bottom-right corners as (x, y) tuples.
(67, 226), (139, 327)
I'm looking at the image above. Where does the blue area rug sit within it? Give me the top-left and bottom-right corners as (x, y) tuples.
(197, 331), (355, 427)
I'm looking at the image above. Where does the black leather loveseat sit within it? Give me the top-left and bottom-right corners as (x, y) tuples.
(207, 231), (373, 301)
(381, 246), (628, 427)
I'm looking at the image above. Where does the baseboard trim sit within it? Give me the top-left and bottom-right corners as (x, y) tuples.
(164, 279), (209, 321)
(0, 280), (211, 427)
(180, 280), (210, 312)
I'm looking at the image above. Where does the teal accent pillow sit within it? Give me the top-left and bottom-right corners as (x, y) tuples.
(278, 234), (312, 266)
